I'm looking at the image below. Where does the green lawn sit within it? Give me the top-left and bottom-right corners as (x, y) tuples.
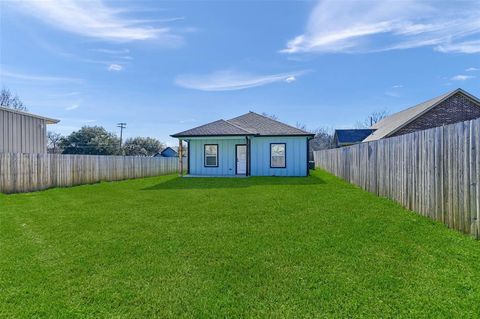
(1, 170), (480, 318)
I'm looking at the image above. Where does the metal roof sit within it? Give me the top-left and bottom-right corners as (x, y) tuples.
(0, 106), (60, 124)
(334, 129), (376, 145)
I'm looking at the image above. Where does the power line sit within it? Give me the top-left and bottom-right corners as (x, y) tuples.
(117, 122), (127, 148)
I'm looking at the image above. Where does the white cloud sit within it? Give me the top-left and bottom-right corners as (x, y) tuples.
(90, 48), (130, 54)
(155, 17), (186, 23)
(1, 69), (82, 83)
(11, 0), (183, 43)
(48, 91), (81, 97)
(466, 67), (479, 72)
(451, 75), (475, 81)
(285, 76), (297, 83)
(281, 0), (480, 54)
(385, 84), (404, 97)
(179, 118), (197, 124)
(60, 118), (96, 124)
(385, 91), (401, 98)
(66, 104), (80, 111)
(436, 40), (480, 54)
(108, 64), (124, 72)
(175, 70), (308, 91)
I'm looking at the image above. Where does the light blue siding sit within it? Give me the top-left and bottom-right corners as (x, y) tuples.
(187, 136), (308, 177)
(188, 138), (246, 176)
(250, 136), (308, 176)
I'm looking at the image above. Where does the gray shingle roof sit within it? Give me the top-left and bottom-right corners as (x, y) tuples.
(363, 88), (480, 142)
(171, 119), (252, 137)
(228, 112), (313, 136)
(171, 112), (313, 138)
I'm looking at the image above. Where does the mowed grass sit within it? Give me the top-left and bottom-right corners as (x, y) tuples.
(1, 170), (480, 318)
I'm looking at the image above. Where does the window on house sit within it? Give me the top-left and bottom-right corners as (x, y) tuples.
(270, 143), (286, 168)
(204, 144), (218, 167)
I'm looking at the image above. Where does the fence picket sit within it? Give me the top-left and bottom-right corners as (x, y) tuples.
(0, 155), (186, 194)
(314, 117), (480, 239)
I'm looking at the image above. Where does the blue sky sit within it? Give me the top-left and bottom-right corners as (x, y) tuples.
(1, 0), (479, 145)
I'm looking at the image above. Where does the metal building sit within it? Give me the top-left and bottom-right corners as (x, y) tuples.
(0, 106), (60, 153)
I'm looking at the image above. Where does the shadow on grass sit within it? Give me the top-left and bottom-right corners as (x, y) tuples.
(143, 175), (325, 190)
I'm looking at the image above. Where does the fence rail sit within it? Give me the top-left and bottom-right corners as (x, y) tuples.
(314, 118), (480, 239)
(0, 153), (185, 194)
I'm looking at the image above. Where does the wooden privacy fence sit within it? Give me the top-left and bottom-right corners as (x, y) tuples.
(0, 154), (186, 194)
(314, 118), (480, 239)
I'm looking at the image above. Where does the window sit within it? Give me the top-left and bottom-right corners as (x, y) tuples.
(204, 144), (218, 167)
(270, 143), (286, 168)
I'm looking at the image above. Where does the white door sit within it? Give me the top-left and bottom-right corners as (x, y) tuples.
(236, 145), (247, 175)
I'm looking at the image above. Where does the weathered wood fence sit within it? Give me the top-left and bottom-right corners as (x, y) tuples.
(0, 154), (186, 194)
(314, 118), (480, 239)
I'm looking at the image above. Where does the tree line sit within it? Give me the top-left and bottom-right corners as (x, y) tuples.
(48, 126), (168, 156)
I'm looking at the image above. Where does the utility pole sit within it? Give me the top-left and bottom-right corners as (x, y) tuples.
(117, 122), (127, 149)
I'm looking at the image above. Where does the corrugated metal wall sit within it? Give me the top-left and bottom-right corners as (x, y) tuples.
(0, 108), (48, 153)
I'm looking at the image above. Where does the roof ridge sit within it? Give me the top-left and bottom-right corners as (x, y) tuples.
(371, 89), (460, 129)
(235, 111), (312, 135)
(404, 89), (456, 112)
(336, 128), (376, 131)
(172, 111), (315, 138)
(225, 119), (256, 134)
(365, 88), (477, 142)
(171, 117), (255, 137)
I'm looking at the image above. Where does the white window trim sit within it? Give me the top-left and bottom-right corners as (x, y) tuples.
(204, 144), (219, 167)
(270, 143), (286, 168)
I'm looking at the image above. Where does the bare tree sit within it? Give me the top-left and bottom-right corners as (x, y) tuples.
(293, 123), (334, 159)
(261, 112), (278, 120)
(295, 122), (308, 131)
(173, 142), (188, 157)
(0, 88), (27, 111)
(47, 131), (63, 154)
(356, 110), (388, 128)
(310, 127), (335, 151)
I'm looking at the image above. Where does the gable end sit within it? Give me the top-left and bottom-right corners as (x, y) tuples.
(390, 92), (480, 137)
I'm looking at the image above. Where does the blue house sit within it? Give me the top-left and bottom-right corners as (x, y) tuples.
(154, 147), (179, 158)
(171, 112), (314, 176)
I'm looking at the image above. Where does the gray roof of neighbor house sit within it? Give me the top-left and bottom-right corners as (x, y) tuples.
(171, 112), (314, 138)
(363, 88), (480, 142)
(0, 106), (60, 124)
(334, 129), (376, 145)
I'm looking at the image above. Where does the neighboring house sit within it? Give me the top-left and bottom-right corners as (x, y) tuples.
(364, 88), (480, 142)
(154, 147), (178, 157)
(171, 111), (314, 176)
(333, 129), (376, 148)
(0, 106), (59, 153)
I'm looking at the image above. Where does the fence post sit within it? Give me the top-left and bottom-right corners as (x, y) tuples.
(0, 154), (180, 194)
(313, 117), (480, 239)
